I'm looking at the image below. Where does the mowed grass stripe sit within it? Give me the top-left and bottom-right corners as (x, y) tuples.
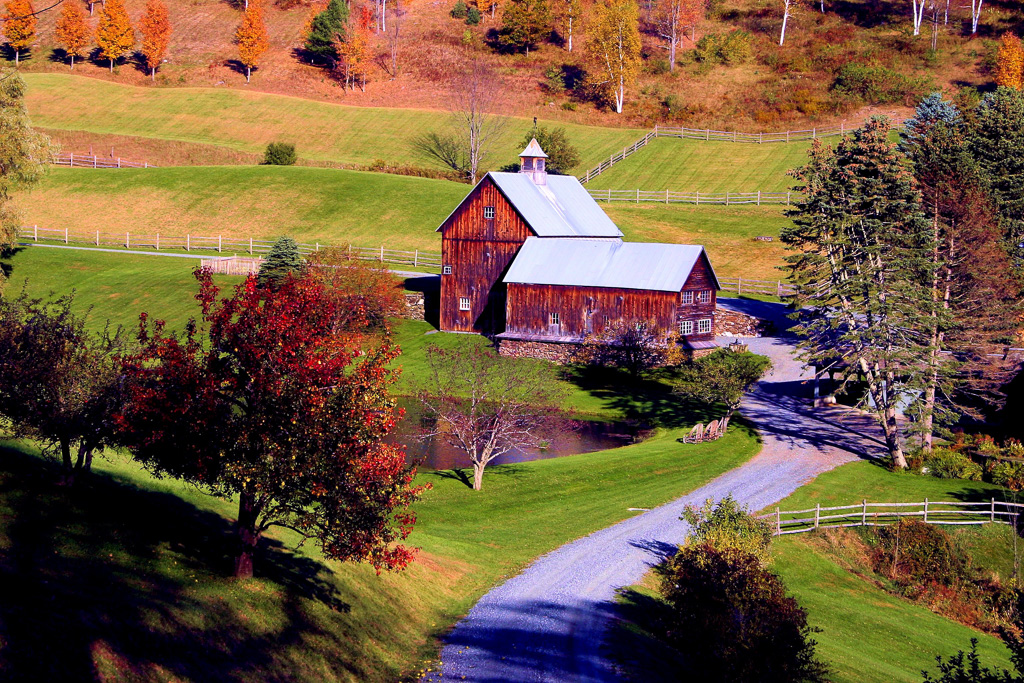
(23, 73), (644, 170)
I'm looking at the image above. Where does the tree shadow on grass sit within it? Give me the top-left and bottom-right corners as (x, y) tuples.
(604, 587), (686, 683)
(425, 464), (529, 489)
(0, 444), (365, 682)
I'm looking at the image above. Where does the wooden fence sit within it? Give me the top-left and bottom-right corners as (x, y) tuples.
(588, 188), (794, 205)
(201, 256), (264, 275)
(718, 277), (796, 298)
(17, 226), (442, 271)
(759, 498), (1024, 536)
(578, 120), (906, 184)
(54, 153), (155, 169)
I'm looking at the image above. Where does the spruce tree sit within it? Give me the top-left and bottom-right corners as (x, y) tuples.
(257, 237), (304, 290)
(305, 0), (348, 64)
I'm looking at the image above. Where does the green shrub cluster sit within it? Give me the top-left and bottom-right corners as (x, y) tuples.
(873, 520), (970, 587)
(922, 448), (983, 481)
(682, 495), (774, 563)
(450, 0), (467, 17)
(989, 460), (1024, 491)
(831, 63), (932, 105)
(694, 30), (754, 65)
(465, 5), (481, 24)
(262, 142), (297, 166)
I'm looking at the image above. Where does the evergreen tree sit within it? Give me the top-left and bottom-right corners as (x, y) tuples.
(783, 117), (936, 469)
(497, 0), (551, 54)
(305, 0), (348, 65)
(257, 236), (304, 289)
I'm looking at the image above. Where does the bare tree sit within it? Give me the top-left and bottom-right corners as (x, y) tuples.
(411, 131), (468, 178)
(967, 0), (982, 33)
(450, 59), (507, 184)
(779, 0), (798, 45)
(657, 0), (683, 71)
(417, 345), (569, 491)
(911, 0), (926, 35)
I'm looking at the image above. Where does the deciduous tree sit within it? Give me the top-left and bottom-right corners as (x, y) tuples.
(587, 0), (641, 114)
(417, 344), (568, 491)
(497, 0), (551, 54)
(117, 270), (423, 578)
(54, 0), (90, 69)
(553, 0), (582, 52)
(577, 318), (669, 376)
(995, 33), (1023, 90)
(336, 6), (371, 91)
(679, 0), (705, 40)
(779, 0), (798, 45)
(674, 349), (772, 420)
(3, 0), (36, 65)
(517, 125), (580, 174)
(656, 0), (683, 70)
(96, 0), (134, 72)
(236, 0), (269, 83)
(140, 0), (171, 81)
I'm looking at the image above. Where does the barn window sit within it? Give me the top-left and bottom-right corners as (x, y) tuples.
(483, 206), (496, 219)
(549, 312), (560, 325)
(697, 290), (711, 304)
(697, 318), (712, 334)
(443, 265), (452, 275)
(681, 291), (694, 304)
(678, 320), (693, 335)
(459, 297), (471, 311)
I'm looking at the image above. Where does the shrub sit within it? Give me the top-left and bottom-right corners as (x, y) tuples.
(695, 30), (753, 65)
(465, 5), (481, 24)
(874, 520), (970, 587)
(989, 460), (1024, 491)
(832, 63), (931, 105)
(262, 142), (297, 166)
(681, 495), (774, 563)
(561, 101), (577, 111)
(450, 0), (467, 18)
(923, 448), (983, 481)
(543, 64), (566, 93)
(659, 544), (830, 682)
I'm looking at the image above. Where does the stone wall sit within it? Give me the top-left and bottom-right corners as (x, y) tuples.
(714, 306), (773, 338)
(498, 339), (582, 364)
(403, 293), (426, 321)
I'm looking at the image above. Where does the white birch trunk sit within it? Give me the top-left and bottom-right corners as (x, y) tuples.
(779, 0), (790, 45)
(970, 0), (982, 33)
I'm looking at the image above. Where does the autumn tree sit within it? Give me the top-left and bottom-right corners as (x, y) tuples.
(587, 0), (641, 114)
(497, 0), (551, 54)
(139, 0), (171, 80)
(306, 247), (405, 331)
(3, 0), (36, 65)
(0, 291), (126, 484)
(54, 0), (90, 69)
(679, 0), (705, 42)
(117, 269), (423, 578)
(995, 33), (1024, 90)
(577, 318), (669, 376)
(779, 0), (798, 45)
(656, 0), (684, 70)
(417, 345), (568, 491)
(553, 0), (582, 52)
(336, 5), (371, 91)
(96, 0), (135, 72)
(236, 0), (269, 83)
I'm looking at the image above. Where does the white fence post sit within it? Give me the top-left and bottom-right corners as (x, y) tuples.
(737, 277), (742, 295)
(186, 234), (190, 251)
(69, 153), (74, 167)
(249, 237), (253, 255)
(991, 498), (996, 522)
(64, 227), (68, 244)
(414, 249), (418, 267)
(380, 245), (384, 262)
(95, 230), (99, 246)
(156, 233), (159, 250)
(635, 189), (639, 204)
(126, 232), (129, 249)
(861, 499), (867, 526)
(33, 224), (37, 241)
(776, 507), (781, 535)
(924, 498), (928, 523)
(814, 503), (820, 529)
(218, 235), (222, 253)
(757, 190), (761, 206)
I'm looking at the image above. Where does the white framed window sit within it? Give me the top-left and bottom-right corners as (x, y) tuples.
(681, 291), (694, 304)
(678, 320), (693, 335)
(459, 297), (471, 311)
(697, 318), (712, 334)
(697, 290), (711, 304)
(483, 206), (495, 219)
(549, 312), (560, 325)
(443, 265), (452, 275)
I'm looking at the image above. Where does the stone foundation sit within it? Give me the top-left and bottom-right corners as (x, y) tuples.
(497, 338), (582, 364)
(403, 293), (426, 321)
(714, 306), (773, 337)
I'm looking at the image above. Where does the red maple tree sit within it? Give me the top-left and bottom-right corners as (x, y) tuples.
(117, 269), (423, 578)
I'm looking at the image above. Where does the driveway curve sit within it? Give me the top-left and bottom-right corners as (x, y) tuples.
(423, 321), (887, 682)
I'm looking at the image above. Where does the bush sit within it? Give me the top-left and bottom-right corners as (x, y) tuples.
(560, 101), (577, 111)
(543, 65), (566, 93)
(989, 460), (1024, 491)
(832, 63), (932, 105)
(450, 0), (467, 18)
(681, 495), (774, 563)
(874, 520), (970, 587)
(465, 5), (481, 24)
(659, 544), (830, 682)
(262, 142), (297, 166)
(923, 448), (983, 481)
(695, 30), (753, 65)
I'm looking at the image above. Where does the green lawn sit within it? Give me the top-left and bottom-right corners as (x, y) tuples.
(24, 73), (643, 172)
(585, 136), (812, 193)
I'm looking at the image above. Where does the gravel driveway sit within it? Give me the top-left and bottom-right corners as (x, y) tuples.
(423, 314), (886, 682)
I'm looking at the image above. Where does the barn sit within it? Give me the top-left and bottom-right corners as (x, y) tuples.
(436, 139), (720, 360)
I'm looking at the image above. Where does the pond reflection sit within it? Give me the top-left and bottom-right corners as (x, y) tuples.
(388, 399), (651, 470)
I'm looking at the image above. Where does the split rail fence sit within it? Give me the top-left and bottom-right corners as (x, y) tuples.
(17, 226), (442, 271)
(54, 153), (155, 169)
(578, 120), (906, 184)
(588, 188), (794, 205)
(759, 499), (1024, 536)
(718, 277), (796, 298)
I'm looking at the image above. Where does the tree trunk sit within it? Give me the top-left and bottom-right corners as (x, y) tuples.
(151, 66), (156, 81)
(71, 55), (75, 69)
(14, 50), (19, 66)
(779, 7), (789, 45)
(246, 65), (251, 83)
(233, 492), (260, 578)
(668, 31), (676, 71)
(109, 58), (114, 73)
(472, 462), (485, 491)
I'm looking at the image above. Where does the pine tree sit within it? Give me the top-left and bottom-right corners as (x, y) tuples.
(497, 0), (551, 54)
(305, 0), (348, 65)
(96, 0), (135, 72)
(54, 0), (90, 69)
(587, 0), (641, 114)
(236, 0), (269, 83)
(995, 32), (1024, 90)
(257, 237), (304, 289)
(3, 0), (37, 66)
(140, 0), (171, 81)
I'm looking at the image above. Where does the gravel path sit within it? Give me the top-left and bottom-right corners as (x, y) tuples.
(423, 322), (887, 682)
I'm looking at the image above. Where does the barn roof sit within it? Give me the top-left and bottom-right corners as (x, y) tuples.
(435, 173), (623, 238)
(503, 237), (720, 292)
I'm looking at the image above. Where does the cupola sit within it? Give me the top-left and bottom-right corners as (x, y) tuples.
(519, 138), (548, 185)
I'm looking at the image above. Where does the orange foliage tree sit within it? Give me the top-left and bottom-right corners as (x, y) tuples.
(235, 0), (269, 83)
(3, 0), (37, 65)
(140, 0), (171, 80)
(337, 5), (371, 91)
(54, 0), (90, 69)
(96, 0), (135, 71)
(995, 32), (1024, 90)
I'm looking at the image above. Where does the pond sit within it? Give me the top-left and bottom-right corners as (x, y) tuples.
(388, 399), (651, 471)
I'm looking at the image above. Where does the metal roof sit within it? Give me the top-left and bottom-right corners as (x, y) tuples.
(488, 172), (623, 237)
(504, 237), (717, 292)
(519, 138), (548, 158)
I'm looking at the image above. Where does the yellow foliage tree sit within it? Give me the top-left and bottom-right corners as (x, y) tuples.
(140, 0), (171, 81)
(3, 0), (37, 66)
(236, 0), (269, 83)
(587, 0), (640, 114)
(54, 0), (90, 69)
(995, 32), (1024, 90)
(96, 0), (135, 72)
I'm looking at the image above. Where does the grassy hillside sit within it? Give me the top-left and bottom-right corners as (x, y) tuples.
(20, 167), (792, 279)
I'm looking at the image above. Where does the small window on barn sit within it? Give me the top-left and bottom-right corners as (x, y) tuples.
(681, 291), (694, 305)
(550, 312), (560, 326)
(697, 290), (711, 304)
(443, 265), (452, 275)
(483, 206), (496, 219)
(679, 320), (693, 335)
(697, 318), (712, 334)
(459, 297), (471, 311)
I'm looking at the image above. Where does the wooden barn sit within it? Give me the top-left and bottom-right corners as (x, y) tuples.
(436, 139), (720, 359)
